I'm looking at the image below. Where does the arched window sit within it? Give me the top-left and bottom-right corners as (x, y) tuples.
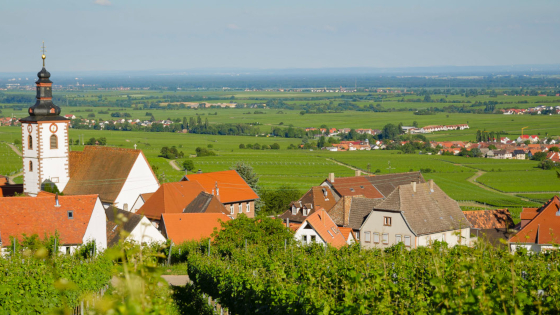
(28, 135), (33, 150)
(29, 161), (33, 172)
(50, 135), (58, 149)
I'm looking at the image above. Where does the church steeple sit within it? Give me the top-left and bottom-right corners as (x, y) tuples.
(21, 42), (66, 122)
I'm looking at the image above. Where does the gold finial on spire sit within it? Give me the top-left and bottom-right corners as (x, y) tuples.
(41, 41), (46, 67)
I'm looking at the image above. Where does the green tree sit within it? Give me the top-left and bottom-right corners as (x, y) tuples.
(182, 159), (195, 172)
(532, 151), (548, 161)
(260, 185), (301, 215)
(232, 162), (263, 213)
(381, 123), (400, 140)
(239, 143), (246, 149)
(270, 143), (280, 150)
(540, 159), (555, 170)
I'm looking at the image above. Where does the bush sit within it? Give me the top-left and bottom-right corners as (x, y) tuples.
(195, 147), (216, 157)
(13, 139), (21, 145)
(207, 144), (213, 149)
(271, 143), (280, 150)
(182, 159), (195, 171)
(239, 144), (245, 149)
(253, 143), (261, 150)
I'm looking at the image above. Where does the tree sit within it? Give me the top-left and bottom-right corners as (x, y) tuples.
(424, 95), (432, 102)
(260, 185), (301, 215)
(271, 143), (280, 150)
(299, 111), (306, 116)
(381, 123), (400, 140)
(413, 121), (418, 128)
(550, 147), (560, 152)
(540, 159), (555, 170)
(317, 136), (326, 149)
(239, 143), (245, 149)
(533, 151), (548, 161)
(182, 159), (195, 172)
(476, 130), (482, 142)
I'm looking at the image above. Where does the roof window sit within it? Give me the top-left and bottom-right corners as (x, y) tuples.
(67, 211), (74, 219)
(327, 230), (333, 237)
(349, 188), (355, 192)
(360, 186), (364, 189)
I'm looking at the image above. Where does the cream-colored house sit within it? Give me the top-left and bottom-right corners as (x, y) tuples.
(360, 180), (471, 249)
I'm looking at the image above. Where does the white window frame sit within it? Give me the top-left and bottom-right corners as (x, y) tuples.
(246, 203), (250, 213)
(442, 233), (446, 242)
(373, 232), (379, 243)
(404, 235), (411, 247)
(364, 231), (371, 242)
(229, 204), (233, 215)
(382, 233), (389, 244)
(355, 231), (360, 240)
(395, 234), (402, 244)
(238, 203), (242, 214)
(292, 206), (297, 215)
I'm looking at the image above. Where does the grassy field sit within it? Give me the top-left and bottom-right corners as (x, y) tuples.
(477, 170), (560, 193)
(0, 142), (22, 177)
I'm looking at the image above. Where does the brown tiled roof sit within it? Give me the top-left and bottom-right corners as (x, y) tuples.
(328, 196), (383, 230)
(64, 146), (158, 203)
(139, 181), (206, 220)
(183, 192), (228, 215)
(0, 195), (99, 246)
(462, 209), (514, 230)
(299, 186), (337, 212)
(300, 210), (347, 248)
(327, 176), (384, 199)
(509, 196), (560, 244)
(161, 213), (230, 243)
(375, 182), (471, 235)
(105, 206), (144, 247)
(182, 170), (259, 203)
(365, 172), (425, 197)
(140, 193), (154, 202)
(520, 207), (539, 220)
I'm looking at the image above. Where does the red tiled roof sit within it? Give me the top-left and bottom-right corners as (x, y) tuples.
(0, 195), (99, 246)
(300, 209), (347, 248)
(328, 176), (383, 199)
(338, 227), (356, 242)
(510, 196), (560, 244)
(139, 181), (206, 220)
(161, 213), (230, 243)
(183, 170), (259, 203)
(462, 209), (514, 229)
(520, 208), (539, 220)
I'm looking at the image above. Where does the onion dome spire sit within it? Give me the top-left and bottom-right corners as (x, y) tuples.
(20, 42), (67, 122)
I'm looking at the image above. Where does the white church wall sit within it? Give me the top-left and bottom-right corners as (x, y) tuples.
(114, 153), (159, 209)
(22, 123), (40, 195)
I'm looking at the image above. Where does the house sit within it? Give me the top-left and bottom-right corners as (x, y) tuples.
(0, 176), (23, 197)
(293, 209), (347, 248)
(181, 170), (259, 219)
(509, 196), (560, 252)
(64, 114), (76, 119)
(500, 137), (510, 144)
(183, 191), (229, 215)
(105, 206), (166, 247)
(546, 151), (560, 163)
(493, 150), (512, 159)
(130, 192), (154, 213)
(160, 213), (230, 244)
(338, 227), (357, 245)
(328, 196), (383, 242)
(517, 135), (539, 144)
(138, 181), (206, 227)
(462, 209), (515, 247)
(359, 180), (471, 249)
(486, 150), (495, 158)
(0, 194), (107, 255)
(279, 186), (338, 223)
(321, 172), (384, 200)
(64, 146), (160, 209)
(364, 171), (425, 198)
(512, 149), (526, 160)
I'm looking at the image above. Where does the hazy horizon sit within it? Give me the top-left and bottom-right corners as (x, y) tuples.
(2, 0), (560, 73)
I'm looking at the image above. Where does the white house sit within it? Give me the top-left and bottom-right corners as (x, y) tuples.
(0, 194), (107, 255)
(106, 207), (166, 246)
(130, 192), (154, 213)
(294, 210), (347, 248)
(360, 180), (471, 250)
(510, 196), (560, 253)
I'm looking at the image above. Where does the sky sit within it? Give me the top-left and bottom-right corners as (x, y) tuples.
(1, 0), (560, 72)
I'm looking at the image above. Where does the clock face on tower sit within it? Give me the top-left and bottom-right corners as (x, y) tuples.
(27, 125), (32, 133)
(49, 123), (58, 133)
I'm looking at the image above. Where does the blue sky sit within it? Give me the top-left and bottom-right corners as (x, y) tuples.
(1, 0), (560, 72)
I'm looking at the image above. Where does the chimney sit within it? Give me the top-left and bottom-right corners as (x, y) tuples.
(55, 193), (60, 207)
(215, 182), (220, 201)
(123, 203), (129, 212)
(429, 179), (434, 192)
(286, 218), (290, 228)
(197, 169), (202, 174)
(328, 173), (335, 183)
(355, 170), (361, 177)
(412, 181), (416, 193)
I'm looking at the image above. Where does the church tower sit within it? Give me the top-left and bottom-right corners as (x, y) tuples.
(20, 45), (70, 196)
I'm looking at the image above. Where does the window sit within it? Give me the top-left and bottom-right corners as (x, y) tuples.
(355, 231), (360, 240)
(327, 230), (333, 237)
(373, 232), (379, 243)
(229, 205), (233, 215)
(382, 233), (389, 244)
(50, 135), (58, 149)
(28, 135), (33, 150)
(442, 233), (446, 242)
(238, 203), (242, 214)
(67, 211), (74, 219)
(395, 234), (402, 243)
(404, 235), (411, 247)
(303, 208), (308, 216)
(349, 188), (355, 192)
(383, 217), (392, 226)
(310, 235), (316, 243)
(29, 161), (33, 172)
(292, 206), (297, 215)
(364, 231), (371, 242)
(301, 235), (306, 243)
(246, 203), (250, 212)
(66, 247), (70, 255)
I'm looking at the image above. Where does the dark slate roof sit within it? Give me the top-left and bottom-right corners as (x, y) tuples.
(463, 209), (514, 230)
(475, 228), (516, 249)
(375, 182), (471, 235)
(105, 206), (143, 247)
(183, 192), (227, 214)
(365, 172), (425, 197)
(513, 150), (526, 155)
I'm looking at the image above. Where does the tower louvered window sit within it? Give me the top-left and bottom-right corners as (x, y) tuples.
(29, 161), (33, 172)
(50, 135), (58, 149)
(28, 135), (33, 150)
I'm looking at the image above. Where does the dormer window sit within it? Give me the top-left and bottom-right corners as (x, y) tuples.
(67, 211), (73, 219)
(303, 208), (308, 216)
(292, 205), (297, 215)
